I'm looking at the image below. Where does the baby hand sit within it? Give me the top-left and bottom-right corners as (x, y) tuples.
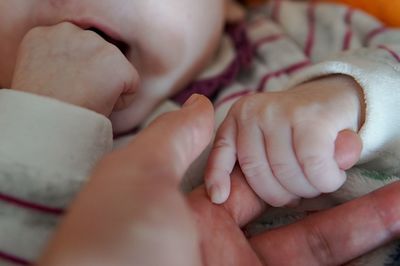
(11, 22), (138, 116)
(205, 75), (364, 206)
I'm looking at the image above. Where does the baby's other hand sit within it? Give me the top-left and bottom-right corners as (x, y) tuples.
(205, 75), (364, 206)
(11, 22), (138, 116)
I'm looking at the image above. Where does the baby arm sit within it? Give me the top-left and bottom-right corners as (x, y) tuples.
(205, 75), (364, 206)
(0, 22), (138, 263)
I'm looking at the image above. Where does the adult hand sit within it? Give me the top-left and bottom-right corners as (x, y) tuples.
(38, 95), (400, 266)
(190, 168), (400, 265)
(12, 22), (138, 116)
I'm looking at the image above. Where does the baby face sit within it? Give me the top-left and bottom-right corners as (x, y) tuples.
(0, 0), (226, 132)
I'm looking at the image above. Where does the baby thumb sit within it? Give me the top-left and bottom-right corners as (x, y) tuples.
(127, 94), (215, 181)
(334, 130), (363, 170)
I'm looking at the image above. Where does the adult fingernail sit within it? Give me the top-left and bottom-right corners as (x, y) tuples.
(183, 94), (201, 108)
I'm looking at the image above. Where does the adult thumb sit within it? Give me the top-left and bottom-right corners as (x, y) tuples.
(126, 94), (215, 181)
(334, 129), (363, 170)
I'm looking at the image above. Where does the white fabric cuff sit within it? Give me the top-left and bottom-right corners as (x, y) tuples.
(288, 56), (400, 164)
(0, 89), (112, 196)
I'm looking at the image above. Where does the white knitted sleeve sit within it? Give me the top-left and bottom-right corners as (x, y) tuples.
(0, 89), (112, 264)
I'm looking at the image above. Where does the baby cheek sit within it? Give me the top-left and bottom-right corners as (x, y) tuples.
(135, 25), (186, 77)
(48, 0), (66, 9)
(46, 0), (82, 15)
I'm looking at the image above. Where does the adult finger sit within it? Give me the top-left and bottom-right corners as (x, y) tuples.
(221, 167), (268, 227)
(188, 169), (265, 266)
(190, 166), (267, 229)
(250, 181), (400, 266)
(205, 117), (237, 204)
(121, 93), (215, 181)
(38, 94), (214, 266)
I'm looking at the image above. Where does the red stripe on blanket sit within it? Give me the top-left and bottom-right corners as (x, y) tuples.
(0, 250), (31, 265)
(0, 192), (64, 215)
(365, 26), (387, 45)
(378, 45), (400, 63)
(248, 17), (266, 29)
(215, 89), (253, 109)
(172, 23), (253, 104)
(253, 34), (285, 50)
(342, 8), (354, 50)
(304, 3), (316, 57)
(257, 60), (311, 92)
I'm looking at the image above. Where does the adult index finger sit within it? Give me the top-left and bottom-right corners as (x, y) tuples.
(249, 181), (400, 266)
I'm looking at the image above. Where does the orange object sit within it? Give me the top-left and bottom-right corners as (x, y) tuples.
(242, 0), (400, 26)
(317, 0), (400, 26)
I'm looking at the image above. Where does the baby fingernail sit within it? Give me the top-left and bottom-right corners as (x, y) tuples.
(209, 185), (226, 204)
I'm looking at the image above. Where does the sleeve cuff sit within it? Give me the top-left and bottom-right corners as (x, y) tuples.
(287, 56), (400, 163)
(0, 89), (112, 184)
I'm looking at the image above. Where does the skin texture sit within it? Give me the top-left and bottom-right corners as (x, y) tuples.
(0, 2), (380, 263)
(0, 0), (226, 130)
(205, 75), (365, 206)
(39, 96), (400, 266)
(11, 22), (139, 116)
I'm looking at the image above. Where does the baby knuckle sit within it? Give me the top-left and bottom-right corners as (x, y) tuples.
(270, 197), (292, 207)
(55, 21), (76, 31)
(84, 30), (107, 45)
(25, 26), (42, 36)
(299, 155), (326, 172)
(320, 174), (346, 193)
(47, 23), (78, 39)
(233, 95), (257, 114)
(239, 156), (267, 179)
(24, 27), (48, 41)
(270, 162), (299, 180)
(237, 107), (259, 124)
(229, 100), (244, 117)
(299, 156), (345, 193)
(292, 103), (326, 122)
(263, 193), (294, 207)
(258, 102), (280, 121)
(102, 42), (124, 57)
(291, 106), (310, 121)
(81, 28), (98, 39)
(213, 136), (234, 150)
(233, 95), (250, 108)
(91, 43), (120, 62)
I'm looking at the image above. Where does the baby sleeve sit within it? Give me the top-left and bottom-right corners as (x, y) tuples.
(0, 89), (112, 265)
(271, 0), (400, 175)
